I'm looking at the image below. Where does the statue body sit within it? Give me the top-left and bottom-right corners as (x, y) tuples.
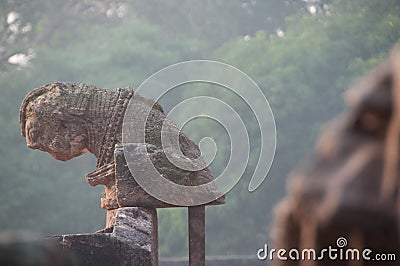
(20, 82), (223, 210)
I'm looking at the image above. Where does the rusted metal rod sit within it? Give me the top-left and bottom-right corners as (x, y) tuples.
(188, 205), (206, 266)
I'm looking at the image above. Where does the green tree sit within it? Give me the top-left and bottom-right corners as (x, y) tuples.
(129, 0), (308, 47)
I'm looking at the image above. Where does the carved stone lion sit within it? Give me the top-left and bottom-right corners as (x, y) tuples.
(20, 82), (223, 211)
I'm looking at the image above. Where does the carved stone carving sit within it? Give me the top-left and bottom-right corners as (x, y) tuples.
(20, 82), (226, 265)
(20, 82), (224, 211)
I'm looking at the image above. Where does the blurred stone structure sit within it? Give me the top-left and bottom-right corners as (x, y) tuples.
(271, 49), (400, 265)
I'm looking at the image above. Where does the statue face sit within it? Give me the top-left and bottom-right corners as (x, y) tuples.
(24, 115), (88, 161)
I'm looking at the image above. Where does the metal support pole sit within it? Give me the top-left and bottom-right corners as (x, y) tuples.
(149, 208), (158, 266)
(188, 205), (206, 266)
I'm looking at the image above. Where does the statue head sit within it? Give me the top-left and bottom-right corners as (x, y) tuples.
(20, 83), (92, 161)
(20, 82), (164, 166)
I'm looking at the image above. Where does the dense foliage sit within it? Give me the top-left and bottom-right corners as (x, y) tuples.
(0, 0), (399, 257)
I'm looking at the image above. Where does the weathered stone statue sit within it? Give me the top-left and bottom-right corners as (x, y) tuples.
(20, 82), (224, 266)
(20, 82), (223, 209)
(271, 49), (400, 265)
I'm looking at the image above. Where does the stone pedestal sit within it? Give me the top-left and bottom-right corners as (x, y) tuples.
(54, 141), (225, 266)
(94, 144), (224, 210)
(55, 207), (156, 266)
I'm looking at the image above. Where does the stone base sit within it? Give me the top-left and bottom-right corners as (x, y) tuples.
(55, 207), (156, 266)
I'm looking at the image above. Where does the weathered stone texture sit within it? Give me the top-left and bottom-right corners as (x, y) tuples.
(19, 82), (225, 266)
(19, 82), (224, 210)
(113, 144), (225, 208)
(56, 207), (154, 266)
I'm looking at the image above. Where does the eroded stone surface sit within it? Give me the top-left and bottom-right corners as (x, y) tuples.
(114, 144), (225, 208)
(19, 82), (225, 265)
(19, 82), (224, 209)
(56, 207), (155, 266)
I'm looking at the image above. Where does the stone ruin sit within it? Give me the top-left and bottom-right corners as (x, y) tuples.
(19, 82), (225, 266)
(271, 48), (400, 265)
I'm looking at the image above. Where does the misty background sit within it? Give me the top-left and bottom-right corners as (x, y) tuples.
(0, 0), (399, 258)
